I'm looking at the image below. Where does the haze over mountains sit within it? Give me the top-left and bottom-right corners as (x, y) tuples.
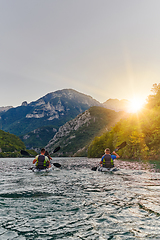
(0, 89), (130, 152)
(0, 106), (13, 113)
(103, 99), (130, 112)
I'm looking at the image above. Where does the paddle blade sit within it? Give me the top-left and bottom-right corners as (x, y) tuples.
(53, 146), (60, 153)
(28, 167), (34, 170)
(53, 163), (61, 168)
(115, 141), (127, 151)
(91, 166), (98, 171)
(21, 150), (30, 156)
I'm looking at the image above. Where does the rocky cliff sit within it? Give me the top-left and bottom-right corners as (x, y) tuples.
(0, 89), (102, 139)
(46, 106), (128, 157)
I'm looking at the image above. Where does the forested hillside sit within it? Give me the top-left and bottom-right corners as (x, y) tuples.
(0, 130), (26, 157)
(88, 84), (160, 160)
(46, 106), (128, 157)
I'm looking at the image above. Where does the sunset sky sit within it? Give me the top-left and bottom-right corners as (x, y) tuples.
(0, 0), (160, 107)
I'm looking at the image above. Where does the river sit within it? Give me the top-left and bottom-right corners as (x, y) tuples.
(0, 157), (160, 239)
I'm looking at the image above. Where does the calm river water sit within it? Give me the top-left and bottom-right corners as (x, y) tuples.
(0, 157), (160, 239)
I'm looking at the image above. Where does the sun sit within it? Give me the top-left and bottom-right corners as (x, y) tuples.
(129, 97), (144, 113)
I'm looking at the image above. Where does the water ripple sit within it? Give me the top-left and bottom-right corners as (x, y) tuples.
(0, 158), (160, 239)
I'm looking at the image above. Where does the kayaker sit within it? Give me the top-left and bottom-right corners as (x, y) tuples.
(33, 148), (50, 170)
(99, 148), (120, 169)
(45, 150), (52, 168)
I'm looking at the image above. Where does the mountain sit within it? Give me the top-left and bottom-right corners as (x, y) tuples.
(0, 89), (102, 148)
(0, 106), (13, 114)
(46, 106), (128, 157)
(20, 126), (57, 150)
(103, 99), (130, 112)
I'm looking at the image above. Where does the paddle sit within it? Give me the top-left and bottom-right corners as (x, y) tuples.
(91, 141), (127, 171)
(51, 146), (61, 168)
(21, 150), (30, 156)
(53, 162), (61, 168)
(53, 146), (60, 153)
(114, 141), (127, 152)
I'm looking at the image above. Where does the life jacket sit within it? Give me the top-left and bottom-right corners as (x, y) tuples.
(102, 154), (114, 168)
(36, 155), (47, 169)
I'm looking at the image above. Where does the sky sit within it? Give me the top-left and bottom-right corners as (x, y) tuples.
(0, 0), (160, 107)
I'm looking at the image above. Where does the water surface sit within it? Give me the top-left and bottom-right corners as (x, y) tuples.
(0, 157), (160, 239)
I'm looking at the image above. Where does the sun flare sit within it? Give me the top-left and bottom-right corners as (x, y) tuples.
(129, 97), (144, 113)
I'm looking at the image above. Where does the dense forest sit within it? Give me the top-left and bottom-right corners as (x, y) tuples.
(88, 83), (160, 160)
(0, 130), (36, 157)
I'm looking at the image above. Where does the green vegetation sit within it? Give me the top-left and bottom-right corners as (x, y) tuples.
(0, 129), (26, 157)
(48, 107), (128, 157)
(88, 84), (160, 160)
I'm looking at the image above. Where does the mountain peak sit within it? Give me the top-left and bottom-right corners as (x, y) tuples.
(0, 89), (102, 140)
(0, 106), (13, 113)
(103, 98), (130, 112)
(33, 88), (100, 106)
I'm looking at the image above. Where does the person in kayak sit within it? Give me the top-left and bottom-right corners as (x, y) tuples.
(45, 150), (52, 168)
(33, 148), (50, 170)
(99, 148), (120, 169)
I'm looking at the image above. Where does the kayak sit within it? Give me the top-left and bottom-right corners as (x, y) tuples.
(32, 166), (53, 173)
(97, 166), (119, 172)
